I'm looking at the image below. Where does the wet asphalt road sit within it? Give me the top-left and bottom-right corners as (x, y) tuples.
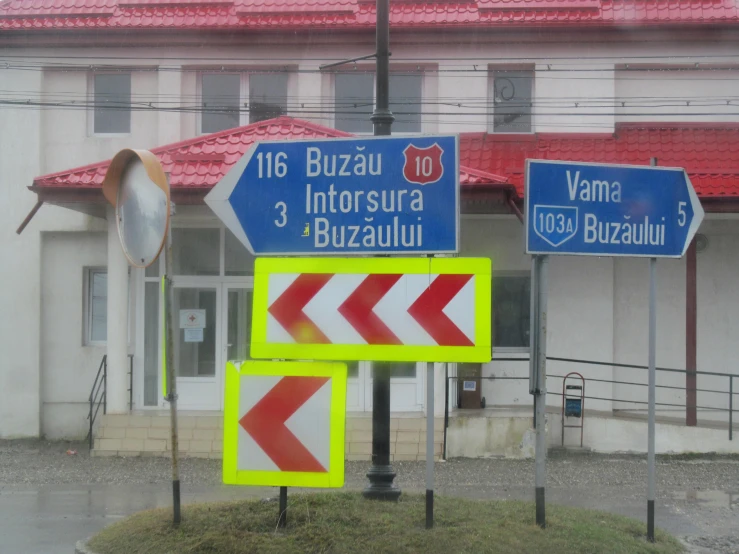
(1, 440), (737, 553)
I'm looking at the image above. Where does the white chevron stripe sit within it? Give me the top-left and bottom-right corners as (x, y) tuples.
(268, 273), (300, 305)
(442, 275), (476, 345)
(303, 274), (368, 345)
(266, 273), (300, 343)
(373, 274), (436, 346)
(267, 313), (296, 344)
(285, 378), (332, 471)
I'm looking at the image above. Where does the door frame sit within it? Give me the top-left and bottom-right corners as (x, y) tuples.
(171, 279), (223, 411)
(221, 283), (253, 410)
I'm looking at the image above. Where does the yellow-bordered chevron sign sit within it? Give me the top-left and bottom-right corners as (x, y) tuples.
(251, 257), (491, 363)
(222, 360), (347, 488)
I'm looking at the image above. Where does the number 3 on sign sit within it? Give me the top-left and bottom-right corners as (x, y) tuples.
(274, 202), (287, 227)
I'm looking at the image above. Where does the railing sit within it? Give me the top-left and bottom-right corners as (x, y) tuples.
(443, 356), (737, 457)
(86, 354), (134, 451)
(87, 355), (107, 450)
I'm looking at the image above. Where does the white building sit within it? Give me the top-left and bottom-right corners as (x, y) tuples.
(2, 0), (739, 457)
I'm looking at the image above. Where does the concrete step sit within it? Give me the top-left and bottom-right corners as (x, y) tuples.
(92, 413), (443, 461)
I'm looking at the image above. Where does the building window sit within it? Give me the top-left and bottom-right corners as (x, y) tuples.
(86, 268), (108, 344)
(249, 73), (288, 123)
(334, 72), (423, 134)
(493, 275), (530, 349)
(200, 71), (289, 133)
(201, 73), (241, 134)
(389, 73), (422, 133)
(491, 70), (533, 133)
(172, 228), (221, 276)
(334, 72), (374, 133)
(93, 73), (131, 134)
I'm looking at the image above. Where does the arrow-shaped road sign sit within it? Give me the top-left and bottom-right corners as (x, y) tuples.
(251, 257), (492, 363)
(204, 135), (460, 256)
(223, 361), (347, 488)
(525, 160), (705, 258)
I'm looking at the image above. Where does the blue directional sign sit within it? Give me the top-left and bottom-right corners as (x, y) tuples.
(205, 135), (459, 256)
(525, 160), (704, 258)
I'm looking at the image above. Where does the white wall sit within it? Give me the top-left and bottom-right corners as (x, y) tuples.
(40, 232), (108, 439)
(0, 67), (43, 438)
(616, 69), (739, 124)
(695, 221), (739, 423)
(41, 70), (160, 174)
(535, 64), (615, 133)
(612, 256), (687, 418)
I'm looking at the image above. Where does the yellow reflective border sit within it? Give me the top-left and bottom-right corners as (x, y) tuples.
(222, 360), (347, 488)
(251, 257), (492, 363)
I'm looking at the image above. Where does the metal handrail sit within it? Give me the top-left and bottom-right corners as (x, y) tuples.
(86, 354), (134, 450)
(87, 355), (107, 450)
(443, 356), (737, 455)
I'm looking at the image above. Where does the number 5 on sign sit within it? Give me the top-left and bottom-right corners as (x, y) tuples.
(678, 202), (686, 226)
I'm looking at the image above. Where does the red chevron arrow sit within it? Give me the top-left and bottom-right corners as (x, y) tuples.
(407, 274), (474, 347)
(239, 376), (329, 473)
(268, 273), (333, 344)
(338, 274), (403, 345)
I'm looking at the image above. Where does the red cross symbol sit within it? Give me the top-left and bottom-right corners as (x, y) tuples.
(189, 314), (197, 323)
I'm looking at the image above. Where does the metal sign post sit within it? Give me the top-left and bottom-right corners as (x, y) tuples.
(163, 208), (181, 526)
(646, 157), (658, 542)
(426, 361), (435, 529)
(647, 256), (657, 541)
(530, 254), (548, 528)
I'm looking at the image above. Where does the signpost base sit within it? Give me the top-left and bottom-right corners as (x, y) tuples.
(363, 465), (401, 501)
(363, 366), (401, 501)
(364, 373), (400, 500)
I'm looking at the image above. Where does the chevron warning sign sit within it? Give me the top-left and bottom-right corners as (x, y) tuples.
(251, 257), (492, 363)
(222, 360), (347, 488)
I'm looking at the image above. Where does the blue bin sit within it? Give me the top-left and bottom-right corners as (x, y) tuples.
(565, 398), (582, 418)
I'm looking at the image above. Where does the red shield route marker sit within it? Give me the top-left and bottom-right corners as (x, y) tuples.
(222, 361), (347, 488)
(403, 143), (445, 185)
(251, 257), (492, 363)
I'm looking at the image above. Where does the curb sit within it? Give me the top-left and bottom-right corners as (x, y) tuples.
(75, 538), (97, 554)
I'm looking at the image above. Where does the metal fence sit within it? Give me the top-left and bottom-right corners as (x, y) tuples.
(444, 356), (736, 444)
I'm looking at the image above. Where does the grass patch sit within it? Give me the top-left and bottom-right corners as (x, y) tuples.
(88, 493), (683, 554)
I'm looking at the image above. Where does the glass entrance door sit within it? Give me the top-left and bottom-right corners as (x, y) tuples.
(173, 285), (221, 410)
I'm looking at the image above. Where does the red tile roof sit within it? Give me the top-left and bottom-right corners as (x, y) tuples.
(31, 117), (739, 201)
(460, 123), (739, 199)
(2, 0), (738, 31)
(31, 116), (510, 194)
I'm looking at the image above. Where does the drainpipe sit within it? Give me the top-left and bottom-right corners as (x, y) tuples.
(507, 192), (524, 224)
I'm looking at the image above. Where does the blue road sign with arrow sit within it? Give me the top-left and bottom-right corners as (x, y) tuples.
(204, 135), (459, 256)
(525, 160), (704, 258)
